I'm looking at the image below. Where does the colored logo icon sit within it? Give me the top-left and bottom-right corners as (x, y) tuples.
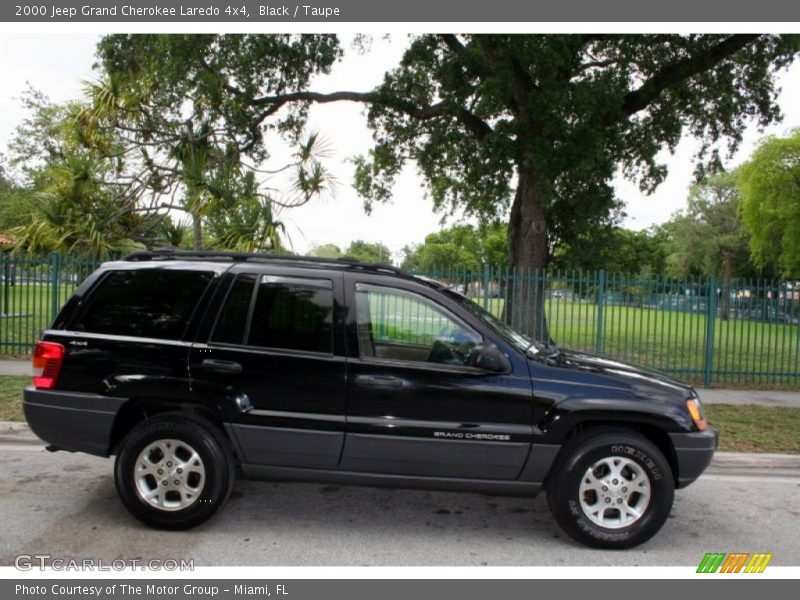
(697, 552), (773, 573)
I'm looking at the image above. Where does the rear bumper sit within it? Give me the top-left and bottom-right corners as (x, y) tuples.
(23, 386), (126, 457)
(670, 428), (719, 488)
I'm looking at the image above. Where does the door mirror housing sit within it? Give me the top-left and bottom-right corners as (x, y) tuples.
(468, 342), (512, 374)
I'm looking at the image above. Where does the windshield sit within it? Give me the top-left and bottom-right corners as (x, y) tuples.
(443, 289), (542, 356)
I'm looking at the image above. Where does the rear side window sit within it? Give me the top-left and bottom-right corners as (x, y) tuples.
(211, 274), (257, 344)
(73, 269), (214, 340)
(247, 276), (334, 354)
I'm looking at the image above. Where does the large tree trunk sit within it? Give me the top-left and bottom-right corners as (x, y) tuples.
(504, 165), (551, 342)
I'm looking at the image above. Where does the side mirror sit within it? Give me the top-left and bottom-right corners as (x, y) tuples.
(469, 342), (512, 374)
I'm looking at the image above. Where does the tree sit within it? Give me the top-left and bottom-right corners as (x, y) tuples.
(339, 34), (796, 337)
(665, 172), (752, 318)
(552, 225), (669, 275)
(307, 243), (344, 258)
(343, 240), (392, 264)
(739, 129), (800, 278)
(204, 172), (286, 252)
(0, 158), (34, 232)
(6, 91), (158, 256)
(87, 34), (342, 250)
(400, 222), (507, 272)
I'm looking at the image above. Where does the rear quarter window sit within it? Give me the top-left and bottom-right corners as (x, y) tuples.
(72, 269), (214, 340)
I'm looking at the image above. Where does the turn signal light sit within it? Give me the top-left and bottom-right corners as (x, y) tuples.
(686, 398), (707, 431)
(32, 341), (65, 389)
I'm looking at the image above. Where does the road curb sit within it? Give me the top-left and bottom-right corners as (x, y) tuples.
(0, 421), (798, 473)
(704, 451), (800, 478)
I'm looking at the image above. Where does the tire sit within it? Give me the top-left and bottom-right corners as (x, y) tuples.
(546, 429), (674, 549)
(114, 413), (235, 530)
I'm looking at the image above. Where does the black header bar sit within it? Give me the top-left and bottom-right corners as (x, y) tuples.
(3, 0), (800, 22)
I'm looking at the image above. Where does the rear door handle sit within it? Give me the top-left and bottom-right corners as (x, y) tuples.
(355, 374), (404, 390)
(201, 359), (243, 375)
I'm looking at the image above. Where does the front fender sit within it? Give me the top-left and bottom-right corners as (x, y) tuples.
(537, 397), (693, 443)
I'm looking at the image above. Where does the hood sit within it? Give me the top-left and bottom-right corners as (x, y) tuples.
(530, 346), (697, 404)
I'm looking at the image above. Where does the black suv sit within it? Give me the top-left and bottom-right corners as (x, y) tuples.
(23, 250), (717, 549)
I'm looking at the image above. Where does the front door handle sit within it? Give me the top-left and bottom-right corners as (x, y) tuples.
(354, 374), (405, 390)
(201, 359), (243, 375)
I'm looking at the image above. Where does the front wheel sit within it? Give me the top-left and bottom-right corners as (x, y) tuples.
(547, 430), (674, 549)
(114, 413), (235, 530)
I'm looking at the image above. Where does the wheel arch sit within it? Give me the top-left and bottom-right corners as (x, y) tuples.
(108, 397), (235, 459)
(545, 419), (679, 489)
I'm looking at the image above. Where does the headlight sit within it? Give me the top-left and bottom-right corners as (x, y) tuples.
(686, 398), (707, 431)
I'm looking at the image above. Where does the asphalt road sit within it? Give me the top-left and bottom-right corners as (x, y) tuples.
(1, 444), (799, 567)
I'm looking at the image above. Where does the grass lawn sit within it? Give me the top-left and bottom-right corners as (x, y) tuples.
(0, 375), (28, 422)
(706, 404), (800, 454)
(0, 374), (797, 454)
(1, 282), (78, 355)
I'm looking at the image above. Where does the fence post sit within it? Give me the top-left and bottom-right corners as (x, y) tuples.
(482, 264), (491, 310)
(595, 270), (606, 354)
(2, 252), (9, 317)
(703, 275), (718, 387)
(50, 252), (61, 323)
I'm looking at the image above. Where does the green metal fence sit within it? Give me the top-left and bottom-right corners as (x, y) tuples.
(1, 254), (800, 387)
(413, 266), (800, 388)
(0, 253), (103, 356)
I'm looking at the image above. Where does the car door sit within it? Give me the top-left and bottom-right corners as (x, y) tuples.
(340, 273), (534, 480)
(189, 266), (347, 469)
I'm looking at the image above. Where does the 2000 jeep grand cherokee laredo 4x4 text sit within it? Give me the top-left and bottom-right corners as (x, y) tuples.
(23, 250), (717, 549)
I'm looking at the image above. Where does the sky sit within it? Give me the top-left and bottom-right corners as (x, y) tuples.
(1, 33), (799, 260)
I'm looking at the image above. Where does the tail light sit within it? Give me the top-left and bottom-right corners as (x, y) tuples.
(32, 341), (65, 389)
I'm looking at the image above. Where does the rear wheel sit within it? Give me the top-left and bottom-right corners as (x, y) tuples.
(114, 413), (235, 530)
(547, 430), (674, 549)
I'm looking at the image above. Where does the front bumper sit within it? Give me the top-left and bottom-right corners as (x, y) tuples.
(23, 386), (126, 457)
(669, 427), (719, 488)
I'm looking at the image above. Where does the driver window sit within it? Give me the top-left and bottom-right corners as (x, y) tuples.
(355, 284), (481, 366)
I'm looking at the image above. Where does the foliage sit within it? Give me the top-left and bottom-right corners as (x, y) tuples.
(307, 243), (344, 258)
(400, 221), (508, 271)
(664, 172), (753, 280)
(85, 34), (343, 249)
(6, 90), (155, 256)
(343, 240), (392, 264)
(350, 34), (798, 270)
(3, 36), (345, 255)
(551, 225), (669, 275)
(739, 129), (800, 278)
(0, 159), (35, 233)
(204, 172), (286, 252)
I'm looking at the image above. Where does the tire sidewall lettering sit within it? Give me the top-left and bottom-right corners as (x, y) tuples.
(610, 443), (662, 480)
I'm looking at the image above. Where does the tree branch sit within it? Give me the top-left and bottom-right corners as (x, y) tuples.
(439, 34), (467, 56)
(252, 90), (494, 140)
(619, 34), (760, 118)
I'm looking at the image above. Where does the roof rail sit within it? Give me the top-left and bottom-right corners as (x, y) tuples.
(121, 248), (409, 277)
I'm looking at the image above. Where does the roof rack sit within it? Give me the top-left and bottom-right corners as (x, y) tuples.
(121, 248), (409, 277)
